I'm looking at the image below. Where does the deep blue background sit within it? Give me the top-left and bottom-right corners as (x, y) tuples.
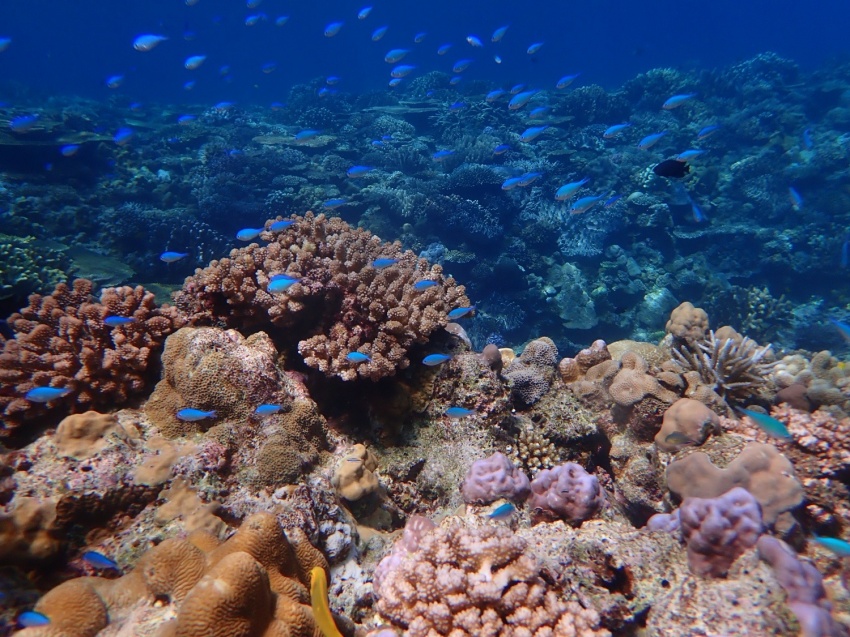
(1, 0), (848, 106)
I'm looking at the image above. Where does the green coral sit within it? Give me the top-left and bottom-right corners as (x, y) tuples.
(0, 234), (70, 301)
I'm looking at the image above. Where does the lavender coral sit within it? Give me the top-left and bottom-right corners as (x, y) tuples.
(174, 212), (469, 381)
(528, 462), (606, 525)
(460, 451), (531, 505)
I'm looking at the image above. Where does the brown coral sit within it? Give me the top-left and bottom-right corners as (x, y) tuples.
(654, 398), (721, 452)
(504, 337), (559, 406)
(665, 301), (709, 343)
(52, 411), (118, 460)
(174, 212), (469, 381)
(373, 520), (610, 636)
(332, 443), (380, 501)
(0, 279), (184, 433)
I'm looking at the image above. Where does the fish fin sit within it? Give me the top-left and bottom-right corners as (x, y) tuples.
(310, 567), (343, 637)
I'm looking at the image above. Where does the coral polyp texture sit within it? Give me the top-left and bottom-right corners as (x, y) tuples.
(460, 451), (531, 505)
(0, 279), (184, 433)
(373, 519), (611, 637)
(174, 212), (469, 381)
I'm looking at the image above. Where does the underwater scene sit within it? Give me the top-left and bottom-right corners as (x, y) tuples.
(3, 0), (850, 635)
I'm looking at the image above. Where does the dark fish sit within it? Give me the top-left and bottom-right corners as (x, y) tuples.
(664, 431), (696, 446)
(653, 159), (690, 178)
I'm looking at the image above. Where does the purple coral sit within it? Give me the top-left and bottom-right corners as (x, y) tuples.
(528, 462), (606, 525)
(460, 452), (530, 505)
(679, 486), (763, 577)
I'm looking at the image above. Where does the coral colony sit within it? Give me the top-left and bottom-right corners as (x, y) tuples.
(2, 33), (850, 637)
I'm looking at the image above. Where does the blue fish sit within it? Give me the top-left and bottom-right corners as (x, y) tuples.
(25, 387), (72, 403)
(501, 175), (521, 190)
(371, 26), (388, 41)
(812, 535), (850, 558)
(60, 144), (80, 157)
(555, 177), (590, 201)
(270, 220), (294, 232)
(346, 352), (371, 363)
(491, 25), (509, 42)
(449, 101), (466, 110)
(423, 354), (452, 366)
(697, 124), (720, 140)
(447, 306), (475, 319)
(603, 123), (631, 139)
(527, 42), (544, 55)
(268, 275), (300, 293)
(413, 280), (438, 290)
(275, 16), (289, 26)
(323, 198), (347, 209)
(529, 106), (549, 119)
(452, 59), (473, 73)
(520, 126), (548, 142)
(488, 502), (516, 519)
(638, 131), (667, 150)
(133, 34), (168, 52)
(104, 316), (136, 327)
(295, 129), (321, 142)
(357, 6), (373, 19)
(445, 406), (475, 418)
(432, 150), (455, 162)
(324, 21), (344, 37)
(254, 404), (282, 416)
(385, 48), (410, 63)
(662, 93), (697, 110)
(450, 77), (463, 87)
(737, 408), (791, 439)
(486, 89), (506, 102)
(82, 550), (119, 570)
(18, 611), (50, 627)
(175, 408), (217, 422)
(372, 258), (398, 269)
(160, 251), (189, 263)
(517, 172), (543, 187)
(236, 228), (263, 241)
(675, 149), (705, 162)
(604, 194), (623, 208)
(437, 43), (452, 55)
(493, 144), (510, 155)
(466, 34), (483, 47)
(347, 165), (374, 178)
(556, 73), (580, 89)
(789, 186), (803, 211)
(113, 127), (134, 145)
(177, 115), (196, 125)
(10, 115), (38, 133)
(105, 74), (124, 89)
(414, 32), (427, 43)
(0, 37), (12, 52)
(569, 195), (604, 215)
(829, 318), (850, 343)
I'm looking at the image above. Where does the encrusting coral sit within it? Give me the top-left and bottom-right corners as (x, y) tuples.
(373, 517), (611, 636)
(174, 212), (469, 381)
(0, 279), (184, 433)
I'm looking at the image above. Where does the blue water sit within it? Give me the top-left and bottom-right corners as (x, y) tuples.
(2, 0), (848, 104)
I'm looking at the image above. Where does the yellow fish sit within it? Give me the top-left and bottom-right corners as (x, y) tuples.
(310, 566), (343, 637)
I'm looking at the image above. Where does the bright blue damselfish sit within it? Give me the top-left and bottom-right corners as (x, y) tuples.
(269, 220), (294, 232)
(346, 352), (371, 363)
(445, 406), (475, 418)
(372, 258), (398, 268)
(268, 275), (300, 293)
(737, 408), (791, 439)
(422, 354), (452, 366)
(488, 502), (516, 519)
(82, 550), (119, 570)
(175, 408), (217, 421)
(25, 387), (71, 402)
(413, 280), (438, 290)
(104, 316), (136, 327)
(18, 611), (50, 627)
(448, 306), (475, 319)
(255, 404), (283, 416)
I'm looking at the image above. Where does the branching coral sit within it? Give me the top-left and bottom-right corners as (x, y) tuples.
(0, 279), (184, 433)
(174, 212), (469, 381)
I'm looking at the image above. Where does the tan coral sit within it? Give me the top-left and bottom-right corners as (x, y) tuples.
(52, 411), (119, 460)
(0, 496), (60, 563)
(666, 442), (804, 524)
(665, 301), (709, 343)
(138, 537), (208, 604)
(332, 443), (380, 501)
(655, 398), (721, 452)
(607, 340), (669, 368)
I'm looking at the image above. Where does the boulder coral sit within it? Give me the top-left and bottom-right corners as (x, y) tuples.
(528, 462), (606, 525)
(654, 398), (721, 452)
(460, 451), (531, 505)
(503, 337), (559, 406)
(174, 212), (469, 381)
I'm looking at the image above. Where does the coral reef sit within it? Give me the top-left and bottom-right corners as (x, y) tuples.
(528, 462), (606, 525)
(460, 451), (531, 505)
(503, 337), (559, 406)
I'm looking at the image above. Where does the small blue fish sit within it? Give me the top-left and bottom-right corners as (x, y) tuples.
(346, 352), (371, 363)
(175, 408), (217, 422)
(10, 115), (38, 133)
(556, 73), (580, 89)
(491, 25), (509, 42)
(82, 551), (119, 570)
(414, 32), (427, 43)
(184, 55), (206, 70)
(371, 26), (388, 41)
(520, 126), (548, 142)
(697, 124), (720, 140)
(388, 78), (403, 88)
(160, 251), (189, 262)
(275, 16), (289, 26)
(445, 406), (475, 418)
(25, 387), (72, 403)
(493, 144), (510, 155)
(347, 165), (374, 178)
(508, 90), (537, 110)
(113, 127), (134, 145)
(501, 177), (523, 190)
(452, 59), (473, 73)
(466, 34), (483, 47)
(486, 89), (506, 102)
(449, 76), (462, 86)
(324, 21), (344, 37)
(0, 37), (12, 52)
(105, 74), (124, 89)
(261, 62), (277, 74)
(662, 93), (697, 109)
(690, 198), (707, 223)
(638, 131), (667, 150)
(133, 34), (168, 52)
(177, 114), (196, 125)
(18, 611), (50, 628)
(488, 502), (516, 519)
(390, 64), (416, 78)
(270, 220), (294, 232)
(268, 275), (300, 293)
(569, 195), (604, 215)
(603, 123), (631, 139)
(510, 84), (526, 94)
(60, 144), (80, 157)
(675, 149), (705, 162)
(432, 149), (455, 162)
(789, 186), (803, 211)
(255, 404), (282, 416)
(437, 43), (452, 55)
(527, 42), (544, 54)
(323, 198), (347, 209)
(604, 194), (623, 208)
(529, 106), (549, 119)
(357, 6), (372, 19)
(737, 408), (791, 439)
(295, 129), (321, 142)
(385, 48), (410, 63)
(423, 354), (452, 366)
(449, 101), (466, 111)
(372, 258), (398, 269)
(104, 316), (136, 327)
(555, 177), (590, 201)
(829, 318), (850, 343)
(447, 306), (475, 319)
(413, 280), (438, 290)
(517, 172), (543, 187)
(812, 535), (850, 558)
(236, 228), (263, 241)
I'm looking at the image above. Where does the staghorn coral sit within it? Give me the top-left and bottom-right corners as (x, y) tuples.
(670, 327), (776, 410)
(174, 212), (469, 381)
(528, 462), (606, 525)
(0, 279), (184, 433)
(373, 519), (610, 637)
(460, 451), (531, 505)
(666, 442), (804, 524)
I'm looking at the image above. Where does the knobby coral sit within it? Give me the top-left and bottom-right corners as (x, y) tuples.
(0, 279), (184, 433)
(174, 212), (469, 381)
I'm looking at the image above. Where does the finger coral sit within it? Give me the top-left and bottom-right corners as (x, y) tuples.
(373, 520), (610, 636)
(0, 279), (184, 434)
(174, 212), (469, 381)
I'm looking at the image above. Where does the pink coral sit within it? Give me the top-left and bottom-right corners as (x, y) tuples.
(174, 212), (469, 381)
(528, 462), (606, 525)
(0, 279), (184, 433)
(460, 452), (531, 505)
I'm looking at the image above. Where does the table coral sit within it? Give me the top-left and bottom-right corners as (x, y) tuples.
(373, 519), (610, 636)
(174, 212), (469, 381)
(0, 279), (184, 433)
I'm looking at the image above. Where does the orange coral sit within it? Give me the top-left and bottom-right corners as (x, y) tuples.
(174, 212), (469, 381)
(0, 279), (184, 433)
